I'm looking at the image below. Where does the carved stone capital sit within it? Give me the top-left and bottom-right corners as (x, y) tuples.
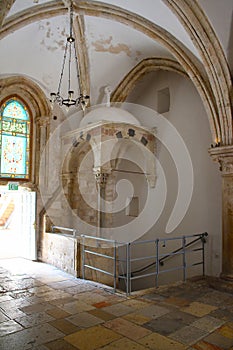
(36, 116), (50, 127)
(209, 146), (233, 175)
(93, 167), (111, 187)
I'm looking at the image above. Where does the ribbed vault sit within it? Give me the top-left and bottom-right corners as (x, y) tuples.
(0, 0), (232, 145)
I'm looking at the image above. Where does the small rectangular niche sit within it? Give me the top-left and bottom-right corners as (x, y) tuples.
(157, 87), (170, 113)
(125, 196), (139, 217)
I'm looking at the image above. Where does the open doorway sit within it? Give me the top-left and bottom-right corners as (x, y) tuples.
(0, 185), (36, 260)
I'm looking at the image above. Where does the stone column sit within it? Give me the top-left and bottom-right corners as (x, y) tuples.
(93, 167), (109, 237)
(35, 116), (50, 258)
(209, 146), (233, 279)
(35, 116), (50, 188)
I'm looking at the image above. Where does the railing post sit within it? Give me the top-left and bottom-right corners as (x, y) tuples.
(202, 234), (205, 276)
(156, 239), (159, 288)
(82, 235), (85, 280)
(182, 236), (186, 281)
(113, 240), (117, 293)
(126, 243), (131, 296)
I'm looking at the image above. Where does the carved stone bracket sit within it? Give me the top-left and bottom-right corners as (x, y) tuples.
(93, 167), (110, 187)
(209, 145), (233, 175)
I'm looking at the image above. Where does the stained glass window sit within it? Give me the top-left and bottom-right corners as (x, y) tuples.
(0, 98), (31, 179)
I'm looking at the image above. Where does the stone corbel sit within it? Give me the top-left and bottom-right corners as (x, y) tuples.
(36, 116), (50, 128)
(209, 145), (233, 175)
(93, 167), (111, 187)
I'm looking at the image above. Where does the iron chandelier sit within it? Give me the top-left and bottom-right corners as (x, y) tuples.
(50, 3), (89, 110)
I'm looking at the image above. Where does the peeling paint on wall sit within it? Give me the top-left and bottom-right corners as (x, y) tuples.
(92, 36), (131, 57)
(39, 20), (66, 51)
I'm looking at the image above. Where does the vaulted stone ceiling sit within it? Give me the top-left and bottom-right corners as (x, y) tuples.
(0, 0), (232, 144)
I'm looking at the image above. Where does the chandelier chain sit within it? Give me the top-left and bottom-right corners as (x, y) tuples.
(57, 41), (68, 95)
(50, 1), (89, 110)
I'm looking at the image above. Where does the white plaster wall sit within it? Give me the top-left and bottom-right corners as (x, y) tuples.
(117, 71), (222, 288)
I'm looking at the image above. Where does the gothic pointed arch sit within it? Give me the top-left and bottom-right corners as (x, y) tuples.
(0, 75), (51, 185)
(162, 0), (232, 145)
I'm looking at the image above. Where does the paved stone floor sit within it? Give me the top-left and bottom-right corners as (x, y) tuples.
(0, 258), (233, 350)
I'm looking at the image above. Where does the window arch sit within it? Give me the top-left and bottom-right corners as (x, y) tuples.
(0, 97), (31, 180)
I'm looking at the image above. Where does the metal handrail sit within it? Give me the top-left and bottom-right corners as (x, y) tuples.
(117, 232), (208, 295)
(81, 232), (208, 296)
(81, 234), (117, 293)
(51, 225), (77, 237)
(130, 232), (208, 276)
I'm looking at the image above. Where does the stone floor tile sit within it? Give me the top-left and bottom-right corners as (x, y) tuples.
(0, 298), (31, 310)
(36, 276), (69, 284)
(64, 325), (122, 350)
(165, 310), (198, 324)
(169, 325), (208, 345)
(0, 310), (10, 323)
(1, 259), (233, 350)
(59, 300), (95, 314)
(175, 289), (208, 301)
(0, 323), (64, 350)
(197, 291), (232, 307)
(1, 307), (26, 319)
(138, 332), (187, 350)
(164, 296), (191, 307)
(34, 345), (51, 350)
(182, 302), (218, 317)
(1, 278), (42, 292)
(217, 323), (233, 339)
(49, 297), (75, 306)
(137, 304), (170, 319)
(139, 293), (166, 302)
(64, 285), (95, 294)
(0, 295), (13, 303)
(99, 293), (126, 305)
(46, 307), (71, 319)
(44, 338), (79, 350)
(121, 299), (149, 310)
(35, 288), (70, 299)
(20, 302), (54, 315)
(42, 292), (72, 302)
(192, 316), (225, 333)
(210, 308), (233, 322)
(203, 331), (233, 349)
(9, 290), (34, 300)
(92, 301), (111, 308)
(28, 286), (55, 295)
(102, 303), (135, 316)
(67, 311), (104, 328)
(15, 311), (55, 328)
(88, 308), (116, 321)
(192, 340), (224, 349)
(24, 295), (45, 304)
(46, 280), (79, 290)
(104, 317), (151, 340)
(0, 319), (23, 336)
(49, 318), (80, 335)
(123, 312), (151, 325)
(97, 337), (150, 349)
(143, 315), (187, 335)
(73, 291), (107, 305)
